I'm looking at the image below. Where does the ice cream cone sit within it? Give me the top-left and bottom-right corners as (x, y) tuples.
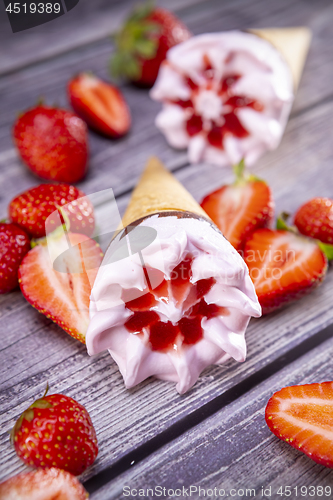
(88, 157), (262, 394)
(249, 27), (312, 90)
(122, 156), (209, 228)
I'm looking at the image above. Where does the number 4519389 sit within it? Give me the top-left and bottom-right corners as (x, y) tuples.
(6, 3), (61, 14)
(277, 485), (331, 496)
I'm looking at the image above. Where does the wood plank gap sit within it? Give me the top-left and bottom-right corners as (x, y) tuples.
(82, 320), (333, 494)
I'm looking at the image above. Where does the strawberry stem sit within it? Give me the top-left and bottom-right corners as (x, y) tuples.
(55, 204), (71, 232)
(277, 212), (301, 234)
(233, 158), (246, 183)
(110, 0), (160, 81)
(317, 241), (333, 261)
(36, 96), (45, 106)
(276, 212), (293, 231)
(232, 159), (264, 185)
(42, 381), (49, 398)
(276, 214), (333, 260)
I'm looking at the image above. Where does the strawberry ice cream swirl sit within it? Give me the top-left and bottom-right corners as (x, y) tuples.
(150, 32), (294, 167)
(86, 213), (261, 394)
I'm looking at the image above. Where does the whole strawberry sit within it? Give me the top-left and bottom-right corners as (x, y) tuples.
(0, 223), (30, 294)
(9, 183), (95, 239)
(13, 105), (88, 183)
(294, 197), (333, 245)
(11, 387), (98, 476)
(111, 2), (191, 87)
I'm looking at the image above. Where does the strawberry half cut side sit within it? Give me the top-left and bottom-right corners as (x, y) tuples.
(266, 382), (333, 469)
(200, 160), (274, 252)
(19, 232), (103, 343)
(244, 228), (327, 315)
(0, 468), (88, 500)
(68, 73), (131, 138)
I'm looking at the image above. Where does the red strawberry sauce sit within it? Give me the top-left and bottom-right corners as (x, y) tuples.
(170, 55), (264, 150)
(124, 254), (228, 352)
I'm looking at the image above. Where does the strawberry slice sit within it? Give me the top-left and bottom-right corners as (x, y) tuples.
(68, 73), (131, 138)
(200, 160), (274, 252)
(0, 468), (88, 500)
(19, 232), (103, 343)
(266, 382), (333, 469)
(244, 228), (327, 314)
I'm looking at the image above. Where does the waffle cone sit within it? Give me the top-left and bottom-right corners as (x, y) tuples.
(122, 157), (208, 228)
(250, 27), (312, 90)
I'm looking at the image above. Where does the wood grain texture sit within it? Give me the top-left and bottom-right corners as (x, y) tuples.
(0, 0), (202, 76)
(1, 0), (333, 494)
(1, 260), (333, 478)
(91, 336), (333, 500)
(1, 216), (333, 483)
(0, 0), (333, 219)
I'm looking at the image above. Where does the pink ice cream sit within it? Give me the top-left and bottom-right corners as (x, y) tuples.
(86, 215), (261, 394)
(150, 31), (294, 167)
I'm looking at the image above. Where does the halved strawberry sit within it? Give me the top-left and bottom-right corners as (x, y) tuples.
(244, 228), (327, 314)
(266, 382), (333, 469)
(0, 468), (88, 499)
(19, 232), (103, 343)
(68, 73), (131, 138)
(200, 161), (274, 252)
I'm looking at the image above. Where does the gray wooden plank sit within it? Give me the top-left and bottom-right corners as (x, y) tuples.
(0, 0), (332, 217)
(1, 98), (333, 483)
(90, 334), (333, 500)
(0, 0), (203, 76)
(0, 253), (333, 483)
(1, 0), (333, 490)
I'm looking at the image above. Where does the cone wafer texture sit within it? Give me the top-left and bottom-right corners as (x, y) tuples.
(121, 157), (208, 228)
(250, 27), (312, 90)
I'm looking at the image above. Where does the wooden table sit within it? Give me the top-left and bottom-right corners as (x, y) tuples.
(1, 0), (333, 498)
